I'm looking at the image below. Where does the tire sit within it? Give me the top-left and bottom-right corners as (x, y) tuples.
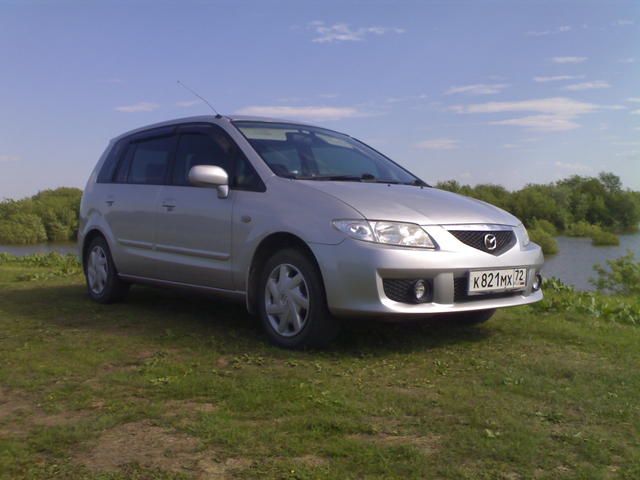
(84, 236), (130, 304)
(446, 308), (496, 326)
(257, 248), (340, 349)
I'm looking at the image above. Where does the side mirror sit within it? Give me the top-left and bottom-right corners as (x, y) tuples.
(188, 165), (229, 199)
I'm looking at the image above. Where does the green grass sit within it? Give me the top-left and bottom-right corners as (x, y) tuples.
(1, 259), (639, 479)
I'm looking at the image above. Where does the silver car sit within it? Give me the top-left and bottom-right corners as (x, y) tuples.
(79, 115), (543, 348)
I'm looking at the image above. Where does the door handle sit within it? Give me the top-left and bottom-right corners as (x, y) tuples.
(105, 199), (115, 206)
(162, 201), (176, 212)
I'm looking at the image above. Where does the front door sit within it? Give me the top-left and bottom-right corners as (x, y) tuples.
(154, 125), (235, 289)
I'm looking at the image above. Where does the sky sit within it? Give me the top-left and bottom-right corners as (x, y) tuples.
(0, 0), (639, 199)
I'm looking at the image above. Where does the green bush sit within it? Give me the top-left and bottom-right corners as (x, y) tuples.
(0, 187), (81, 244)
(531, 276), (640, 326)
(529, 218), (557, 236)
(528, 228), (558, 255)
(591, 230), (620, 246)
(565, 220), (600, 237)
(591, 251), (640, 296)
(438, 172), (639, 234)
(0, 252), (81, 280)
(0, 214), (48, 244)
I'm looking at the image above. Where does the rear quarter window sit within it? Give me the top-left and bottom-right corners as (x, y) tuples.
(96, 140), (125, 183)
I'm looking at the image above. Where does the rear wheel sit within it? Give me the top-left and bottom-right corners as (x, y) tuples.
(84, 236), (129, 304)
(258, 249), (340, 349)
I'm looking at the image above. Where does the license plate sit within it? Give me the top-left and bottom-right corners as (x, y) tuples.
(468, 268), (527, 294)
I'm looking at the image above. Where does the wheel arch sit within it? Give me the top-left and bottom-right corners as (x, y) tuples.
(246, 232), (325, 314)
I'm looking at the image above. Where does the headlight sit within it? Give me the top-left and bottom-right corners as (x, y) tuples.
(332, 220), (436, 249)
(515, 223), (530, 247)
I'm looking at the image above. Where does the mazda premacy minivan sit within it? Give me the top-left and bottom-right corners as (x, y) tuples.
(79, 115), (543, 348)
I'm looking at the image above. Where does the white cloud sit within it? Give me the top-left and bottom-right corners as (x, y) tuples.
(309, 21), (404, 43)
(526, 25), (571, 36)
(445, 83), (509, 95)
(555, 161), (593, 172)
(415, 138), (459, 150)
(533, 75), (583, 83)
(563, 81), (611, 91)
(235, 105), (363, 121)
(631, 109), (640, 115)
(526, 30), (551, 37)
(502, 143), (518, 149)
(175, 100), (201, 107)
(0, 154), (19, 163)
(491, 115), (580, 132)
(318, 93), (339, 99)
(449, 97), (597, 132)
(115, 102), (160, 113)
(613, 19), (634, 26)
(449, 97), (596, 116)
(552, 56), (587, 64)
(619, 57), (636, 64)
(385, 94), (428, 103)
(627, 97), (640, 103)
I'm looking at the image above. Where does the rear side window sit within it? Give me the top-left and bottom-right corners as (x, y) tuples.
(97, 140), (125, 183)
(127, 136), (174, 185)
(172, 132), (233, 186)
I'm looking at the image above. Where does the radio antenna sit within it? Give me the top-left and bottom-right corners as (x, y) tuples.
(176, 80), (222, 118)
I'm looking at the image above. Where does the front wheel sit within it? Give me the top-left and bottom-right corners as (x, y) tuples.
(258, 249), (340, 349)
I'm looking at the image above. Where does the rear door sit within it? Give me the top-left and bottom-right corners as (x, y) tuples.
(103, 128), (176, 278)
(153, 124), (237, 288)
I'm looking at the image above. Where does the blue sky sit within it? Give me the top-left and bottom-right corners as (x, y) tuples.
(1, 0), (639, 199)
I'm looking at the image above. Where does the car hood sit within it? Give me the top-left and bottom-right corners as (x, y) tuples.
(300, 181), (520, 226)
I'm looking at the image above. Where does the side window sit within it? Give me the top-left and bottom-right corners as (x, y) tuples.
(233, 155), (265, 192)
(127, 136), (174, 185)
(172, 132), (233, 186)
(113, 143), (134, 183)
(97, 140), (124, 183)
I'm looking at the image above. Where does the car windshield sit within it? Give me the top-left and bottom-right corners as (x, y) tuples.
(233, 121), (425, 185)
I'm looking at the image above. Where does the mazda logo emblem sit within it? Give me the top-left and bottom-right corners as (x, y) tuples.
(484, 233), (497, 251)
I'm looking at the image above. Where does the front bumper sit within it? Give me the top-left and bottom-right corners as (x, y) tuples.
(309, 225), (544, 318)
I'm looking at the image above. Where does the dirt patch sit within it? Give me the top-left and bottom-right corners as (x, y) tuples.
(349, 433), (441, 455)
(0, 387), (31, 420)
(164, 400), (218, 416)
(77, 421), (201, 473)
(0, 387), (90, 436)
(293, 454), (329, 467)
(199, 457), (253, 478)
(75, 420), (251, 478)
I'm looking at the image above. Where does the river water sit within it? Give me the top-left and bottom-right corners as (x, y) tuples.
(2, 233), (639, 291)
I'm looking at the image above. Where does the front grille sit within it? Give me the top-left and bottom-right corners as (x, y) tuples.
(449, 230), (516, 256)
(453, 277), (522, 303)
(383, 279), (432, 304)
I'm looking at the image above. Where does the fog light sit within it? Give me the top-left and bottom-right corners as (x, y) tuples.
(413, 280), (427, 301)
(532, 273), (543, 291)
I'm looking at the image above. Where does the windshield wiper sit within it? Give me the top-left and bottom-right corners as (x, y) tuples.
(297, 173), (377, 182)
